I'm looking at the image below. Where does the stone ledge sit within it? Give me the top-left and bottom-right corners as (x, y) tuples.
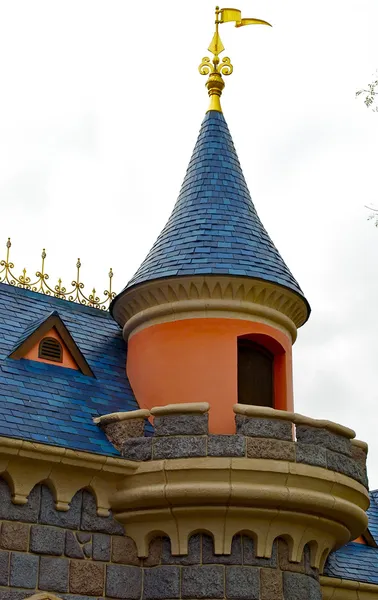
(93, 409), (151, 425)
(234, 404), (356, 440)
(352, 439), (368, 454)
(151, 403), (210, 416)
(112, 456), (369, 569)
(320, 575), (378, 599)
(234, 405), (295, 423)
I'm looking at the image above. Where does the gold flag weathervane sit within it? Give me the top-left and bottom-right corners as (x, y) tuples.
(198, 7), (272, 112)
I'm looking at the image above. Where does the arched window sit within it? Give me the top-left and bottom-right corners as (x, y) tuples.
(38, 337), (63, 363)
(237, 339), (273, 407)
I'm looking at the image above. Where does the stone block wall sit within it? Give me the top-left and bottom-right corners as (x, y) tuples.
(140, 533), (322, 600)
(0, 478), (131, 600)
(0, 477), (323, 600)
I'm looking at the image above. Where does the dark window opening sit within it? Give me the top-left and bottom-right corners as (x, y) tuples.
(38, 337), (63, 363)
(237, 339), (274, 407)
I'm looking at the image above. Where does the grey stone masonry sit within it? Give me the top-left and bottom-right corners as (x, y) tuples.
(236, 415), (292, 440)
(143, 565), (180, 599)
(106, 564), (142, 599)
(30, 525), (65, 555)
(161, 534), (201, 565)
(39, 556), (69, 592)
(0, 479), (41, 523)
(152, 436), (207, 460)
(0, 551), (9, 586)
(296, 425), (352, 457)
(326, 450), (367, 487)
(226, 566), (260, 599)
(120, 409), (367, 488)
(283, 571), (322, 600)
(122, 438), (152, 461)
(295, 443), (327, 468)
(80, 490), (124, 535)
(247, 438), (295, 461)
(207, 435), (245, 457)
(181, 565), (224, 599)
(65, 531), (84, 559)
(0, 479), (328, 600)
(202, 534), (242, 565)
(93, 533), (111, 561)
(40, 485), (82, 529)
(154, 413), (208, 436)
(243, 537), (278, 568)
(10, 553), (38, 588)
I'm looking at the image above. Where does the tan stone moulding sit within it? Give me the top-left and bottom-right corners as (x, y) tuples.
(150, 403), (210, 416)
(320, 576), (378, 599)
(111, 275), (310, 341)
(351, 439), (369, 454)
(0, 436), (137, 516)
(234, 404), (357, 440)
(93, 409), (150, 425)
(94, 409), (151, 452)
(111, 455), (369, 570)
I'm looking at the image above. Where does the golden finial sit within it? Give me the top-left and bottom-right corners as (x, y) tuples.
(198, 7), (272, 113)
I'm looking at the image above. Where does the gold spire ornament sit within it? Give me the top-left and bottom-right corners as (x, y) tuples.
(198, 7), (272, 112)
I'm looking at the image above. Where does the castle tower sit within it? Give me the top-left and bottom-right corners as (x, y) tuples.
(111, 9), (310, 435)
(101, 9), (370, 600)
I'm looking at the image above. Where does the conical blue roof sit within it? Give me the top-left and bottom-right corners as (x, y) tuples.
(121, 110), (306, 302)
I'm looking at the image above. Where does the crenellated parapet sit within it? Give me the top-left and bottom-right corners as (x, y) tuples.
(99, 403), (368, 486)
(96, 403), (369, 576)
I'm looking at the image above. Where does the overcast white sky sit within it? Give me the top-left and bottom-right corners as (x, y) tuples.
(0, 1), (378, 484)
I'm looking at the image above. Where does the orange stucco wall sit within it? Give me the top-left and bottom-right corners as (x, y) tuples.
(127, 318), (293, 433)
(353, 536), (367, 545)
(23, 327), (79, 370)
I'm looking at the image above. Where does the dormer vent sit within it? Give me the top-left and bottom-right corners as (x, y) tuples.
(38, 337), (63, 363)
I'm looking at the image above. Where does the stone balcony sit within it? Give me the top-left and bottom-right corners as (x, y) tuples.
(96, 403), (369, 573)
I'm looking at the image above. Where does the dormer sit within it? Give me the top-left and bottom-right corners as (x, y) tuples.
(9, 310), (94, 376)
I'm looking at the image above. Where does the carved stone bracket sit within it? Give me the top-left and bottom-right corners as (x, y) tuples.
(111, 455), (368, 571)
(0, 437), (137, 515)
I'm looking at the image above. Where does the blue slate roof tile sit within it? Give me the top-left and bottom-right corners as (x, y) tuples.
(0, 282), (148, 456)
(113, 111), (309, 316)
(367, 490), (378, 544)
(324, 491), (378, 584)
(325, 543), (378, 585)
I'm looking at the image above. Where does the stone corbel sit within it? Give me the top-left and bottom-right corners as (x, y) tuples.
(0, 436), (137, 515)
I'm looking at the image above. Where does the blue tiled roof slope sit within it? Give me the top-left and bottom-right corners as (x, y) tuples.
(367, 490), (378, 544)
(121, 111), (307, 305)
(324, 490), (378, 584)
(10, 310), (58, 352)
(0, 283), (140, 456)
(324, 543), (378, 585)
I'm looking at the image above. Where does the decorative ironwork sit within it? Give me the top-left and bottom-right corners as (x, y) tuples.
(198, 7), (271, 113)
(0, 238), (116, 310)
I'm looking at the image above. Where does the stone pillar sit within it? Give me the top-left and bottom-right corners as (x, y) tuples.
(104, 403), (369, 600)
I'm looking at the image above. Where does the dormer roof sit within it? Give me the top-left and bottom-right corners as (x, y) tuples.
(9, 310), (94, 377)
